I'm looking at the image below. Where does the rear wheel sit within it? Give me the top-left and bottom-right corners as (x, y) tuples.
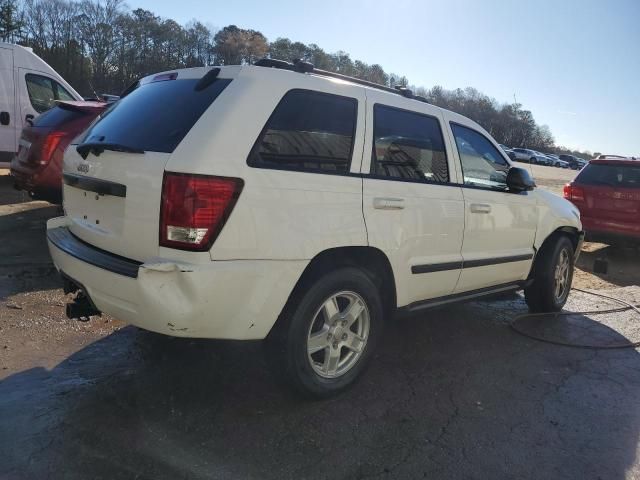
(266, 267), (383, 398)
(525, 235), (575, 312)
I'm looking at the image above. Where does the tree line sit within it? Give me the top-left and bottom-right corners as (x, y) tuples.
(0, 0), (599, 157)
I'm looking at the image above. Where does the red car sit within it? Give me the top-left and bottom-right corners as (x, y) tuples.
(11, 101), (107, 202)
(564, 158), (640, 246)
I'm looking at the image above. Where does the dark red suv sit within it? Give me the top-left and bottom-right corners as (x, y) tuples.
(11, 101), (107, 202)
(564, 158), (640, 246)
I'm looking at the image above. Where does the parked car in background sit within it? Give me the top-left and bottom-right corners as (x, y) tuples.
(46, 61), (583, 397)
(498, 144), (517, 160)
(564, 158), (640, 246)
(1, 43), (83, 167)
(511, 148), (550, 165)
(10, 100), (107, 201)
(559, 154), (586, 170)
(531, 151), (552, 165)
(545, 153), (569, 168)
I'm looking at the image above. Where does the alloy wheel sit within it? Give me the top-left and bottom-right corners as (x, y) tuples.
(306, 291), (370, 379)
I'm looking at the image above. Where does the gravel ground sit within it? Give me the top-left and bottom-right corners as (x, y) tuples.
(1, 165), (640, 480)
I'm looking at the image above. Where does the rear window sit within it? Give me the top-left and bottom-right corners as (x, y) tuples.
(33, 106), (86, 127)
(248, 89), (357, 174)
(576, 163), (640, 189)
(80, 77), (231, 153)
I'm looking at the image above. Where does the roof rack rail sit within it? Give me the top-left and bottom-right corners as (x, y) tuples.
(253, 58), (428, 104)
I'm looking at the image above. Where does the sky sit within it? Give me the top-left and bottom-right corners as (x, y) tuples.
(129, 0), (639, 156)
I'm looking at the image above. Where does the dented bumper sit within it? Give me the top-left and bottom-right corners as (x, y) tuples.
(46, 217), (306, 340)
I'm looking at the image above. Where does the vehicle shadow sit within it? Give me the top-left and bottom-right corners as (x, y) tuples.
(0, 173), (32, 206)
(2, 295), (639, 479)
(577, 242), (640, 287)
(0, 203), (62, 300)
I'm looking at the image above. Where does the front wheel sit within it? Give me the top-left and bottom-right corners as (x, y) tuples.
(525, 235), (575, 312)
(266, 267), (384, 398)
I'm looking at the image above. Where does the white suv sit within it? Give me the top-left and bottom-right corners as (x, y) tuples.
(47, 60), (583, 397)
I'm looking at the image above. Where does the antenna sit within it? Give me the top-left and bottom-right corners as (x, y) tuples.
(87, 79), (99, 101)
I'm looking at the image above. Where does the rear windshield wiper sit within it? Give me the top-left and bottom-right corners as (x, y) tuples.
(76, 142), (145, 159)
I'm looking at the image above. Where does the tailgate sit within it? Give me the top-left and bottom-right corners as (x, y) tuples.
(63, 147), (169, 262)
(583, 185), (640, 224)
(60, 68), (234, 262)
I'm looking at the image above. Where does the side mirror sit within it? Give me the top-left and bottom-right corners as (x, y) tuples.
(507, 167), (536, 193)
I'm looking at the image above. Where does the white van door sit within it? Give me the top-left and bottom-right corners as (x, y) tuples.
(17, 68), (76, 128)
(0, 46), (16, 164)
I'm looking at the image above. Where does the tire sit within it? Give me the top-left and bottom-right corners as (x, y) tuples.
(530, 157), (537, 164)
(525, 235), (575, 312)
(266, 267), (384, 398)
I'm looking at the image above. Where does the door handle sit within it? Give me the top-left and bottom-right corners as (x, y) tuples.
(0, 111), (9, 126)
(373, 197), (405, 210)
(470, 203), (491, 214)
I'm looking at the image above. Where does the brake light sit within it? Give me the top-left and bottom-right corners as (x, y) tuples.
(563, 183), (585, 202)
(159, 172), (243, 251)
(39, 131), (67, 165)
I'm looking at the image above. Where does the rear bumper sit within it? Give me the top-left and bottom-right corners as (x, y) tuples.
(581, 217), (640, 244)
(46, 217), (307, 340)
(10, 160), (60, 193)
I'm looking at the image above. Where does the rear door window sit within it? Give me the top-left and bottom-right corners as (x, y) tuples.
(248, 89), (357, 174)
(80, 76), (231, 153)
(576, 163), (640, 188)
(371, 105), (448, 182)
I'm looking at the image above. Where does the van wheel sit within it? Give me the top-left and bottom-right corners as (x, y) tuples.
(525, 235), (575, 312)
(266, 267), (383, 398)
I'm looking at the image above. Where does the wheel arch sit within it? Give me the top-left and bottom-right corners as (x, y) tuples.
(270, 246), (398, 336)
(528, 226), (581, 279)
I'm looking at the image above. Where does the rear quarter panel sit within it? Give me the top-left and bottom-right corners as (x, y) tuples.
(164, 67), (368, 261)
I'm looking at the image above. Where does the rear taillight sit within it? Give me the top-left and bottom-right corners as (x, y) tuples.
(159, 172), (243, 251)
(39, 131), (67, 165)
(563, 183), (585, 202)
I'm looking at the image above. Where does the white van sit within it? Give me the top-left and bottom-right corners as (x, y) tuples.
(0, 43), (82, 166)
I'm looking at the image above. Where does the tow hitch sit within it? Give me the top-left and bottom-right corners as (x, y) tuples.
(63, 276), (101, 321)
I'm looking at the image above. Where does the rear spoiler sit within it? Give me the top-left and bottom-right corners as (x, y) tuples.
(56, 100), (109, 113)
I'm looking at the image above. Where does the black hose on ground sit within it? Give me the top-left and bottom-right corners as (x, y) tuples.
(509, 287), (640, 349)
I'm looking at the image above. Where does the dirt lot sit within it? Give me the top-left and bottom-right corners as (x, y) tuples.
(1, 165), (640, 479)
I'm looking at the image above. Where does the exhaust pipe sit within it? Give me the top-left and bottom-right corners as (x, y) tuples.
(66, 291), (101, 321)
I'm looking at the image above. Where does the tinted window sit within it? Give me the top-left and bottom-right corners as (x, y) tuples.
(248, 90), (357, 173)
(451, 123), (509, 190)
(80, 77), (231, 153)
(371, 105), (448, 182)
(25, 74), (74, 113)
(33, 105), (86, 127)
(576, 163), (640, 189)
